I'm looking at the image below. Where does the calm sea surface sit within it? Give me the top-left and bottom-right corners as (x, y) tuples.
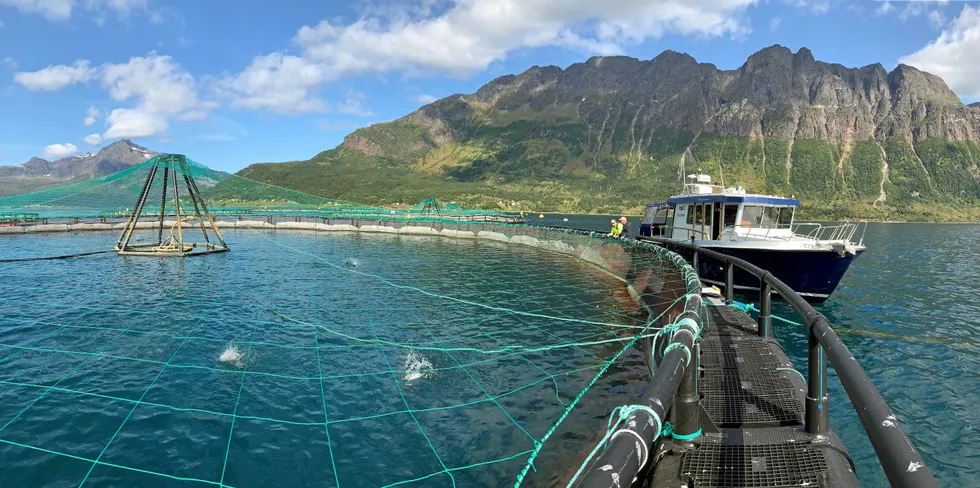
(1, 221), (977, 487)
(0, 229), (650, 487)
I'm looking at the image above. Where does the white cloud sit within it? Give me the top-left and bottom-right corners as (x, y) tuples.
(900, 5), (980, 98)
(21, 52), (217, 140)
(83, 106), (102, 126)
(18, 53), (213, 139)
(927, 9), (945, 29)
(220, 0), (756, 113)
(898, 0), (948, 23)
(0, 0), (148, 22)
(43, 142), (78, 159)
(1, 56), (16, 69)
(103, 108), (167, 138)
(0, 0), (73, 21)
(769, 17), (781, 32)
(214, 52), (328, 114)
(83, 133), (102, 145)
(876, 1), (893, 16)
(337, 89), (374, 116)
(13, 60), (97, 91)
(415, 93), (438, 104)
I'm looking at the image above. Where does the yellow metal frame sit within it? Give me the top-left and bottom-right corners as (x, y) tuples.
(115, 154), (229, 257)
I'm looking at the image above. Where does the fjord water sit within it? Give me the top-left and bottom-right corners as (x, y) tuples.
(0, 230), (650, 487)
(1, 222), (977, 487)
(772, 222), (980, 487)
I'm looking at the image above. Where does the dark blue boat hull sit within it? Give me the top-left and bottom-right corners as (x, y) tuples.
(664, 244), (863, 303)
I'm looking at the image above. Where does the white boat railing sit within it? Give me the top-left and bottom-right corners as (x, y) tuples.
(731, 220), (867, 246)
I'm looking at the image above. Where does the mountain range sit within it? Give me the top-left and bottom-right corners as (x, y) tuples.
(0, 140), (157, 198)
(240, 44), (980, 221)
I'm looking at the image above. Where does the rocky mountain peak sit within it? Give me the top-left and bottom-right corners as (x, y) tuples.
(0, 139), (159, 197)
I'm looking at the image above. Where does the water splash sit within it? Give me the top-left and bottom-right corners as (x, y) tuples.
(403, 351), (433, 382)
(343, 257), (360, 267)
(218, 344), (245, 368)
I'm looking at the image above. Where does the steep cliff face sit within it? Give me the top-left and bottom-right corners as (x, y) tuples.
(241, 45), (980, 220)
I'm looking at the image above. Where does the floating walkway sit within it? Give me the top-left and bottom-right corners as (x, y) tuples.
(642, 297), (857, 488)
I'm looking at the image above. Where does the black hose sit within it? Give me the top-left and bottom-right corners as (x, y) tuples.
(0, 250), (115, 263)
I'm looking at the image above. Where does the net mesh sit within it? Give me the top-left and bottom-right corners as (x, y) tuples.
(0, 158), (700, 487)
(0, 155), (513, 221)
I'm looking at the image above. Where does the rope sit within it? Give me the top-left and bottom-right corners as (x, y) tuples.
(0, 249), (114, 263)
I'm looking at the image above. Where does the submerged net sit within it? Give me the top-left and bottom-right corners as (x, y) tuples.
(0, 158), (700, 487)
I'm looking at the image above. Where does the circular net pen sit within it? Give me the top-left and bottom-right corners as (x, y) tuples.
(0, 174), (700, 487)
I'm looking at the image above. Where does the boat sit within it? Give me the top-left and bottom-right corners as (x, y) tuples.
(638, 173), (867, 302)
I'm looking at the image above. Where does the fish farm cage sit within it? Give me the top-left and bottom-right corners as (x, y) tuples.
(0, 155), (938, 487)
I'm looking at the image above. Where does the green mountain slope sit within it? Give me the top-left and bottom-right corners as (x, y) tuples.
(240, 45), (980, 221)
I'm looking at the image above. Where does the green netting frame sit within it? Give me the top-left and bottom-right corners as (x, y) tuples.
(0, 157), (515, 222)
(0, 158), (702, 487)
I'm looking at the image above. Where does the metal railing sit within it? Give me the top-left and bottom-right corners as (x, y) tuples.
(632, 235), (937, 488)
(724, 220), (868, 245)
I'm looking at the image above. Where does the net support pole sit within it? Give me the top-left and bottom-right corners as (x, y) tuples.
(806, 315), (829, 435)
(116, 164), (158, 251)
(580, 294), (703, 488)
(809, 316), (938, 488)
(158, 166), (169, 245)
(724, 261), (734, 303)
(758, 280), (772, 338)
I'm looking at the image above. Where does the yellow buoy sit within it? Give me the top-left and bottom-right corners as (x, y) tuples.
(538, 214), (544, 218)
(563, 218), (568, 222)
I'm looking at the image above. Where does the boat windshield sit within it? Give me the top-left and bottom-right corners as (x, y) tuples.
(740, 205), (793, 228)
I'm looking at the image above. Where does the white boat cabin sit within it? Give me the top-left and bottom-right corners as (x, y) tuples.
(640, 174), (800, 242)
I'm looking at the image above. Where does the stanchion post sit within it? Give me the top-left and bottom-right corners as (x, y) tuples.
(724, 261), (734, 303)
(806, 323), (829, 434)
(758, 281), (771, 338)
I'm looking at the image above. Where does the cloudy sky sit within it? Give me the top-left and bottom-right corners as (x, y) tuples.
(0, 0), (977, 171)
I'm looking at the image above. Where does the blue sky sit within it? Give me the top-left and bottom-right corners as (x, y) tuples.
(1, 0), (979, 172)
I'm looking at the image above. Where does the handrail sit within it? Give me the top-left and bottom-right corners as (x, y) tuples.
(579, 294), (703, 488)
(638, 235), (936, 488)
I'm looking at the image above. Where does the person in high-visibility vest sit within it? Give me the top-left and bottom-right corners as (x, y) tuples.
(607, 219), (620, 238)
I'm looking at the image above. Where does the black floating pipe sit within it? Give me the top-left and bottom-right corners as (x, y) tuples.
(638, 236), (938, 488)
(579, 294), (703, 488)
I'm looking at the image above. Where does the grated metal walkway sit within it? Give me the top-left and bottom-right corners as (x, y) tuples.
(645, 296), (859, 488)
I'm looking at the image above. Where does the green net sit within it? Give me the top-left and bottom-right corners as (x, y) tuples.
(0, 155), (514, 222)
(0, 157), (701, 487)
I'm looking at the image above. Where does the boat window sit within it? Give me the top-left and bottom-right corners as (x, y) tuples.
(723, 204), (738, 228)
(764, 207), (793, 227)
(741, 205), (774, 227)
(688, 204), (705, 225)
(642, 207), (658, 225)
